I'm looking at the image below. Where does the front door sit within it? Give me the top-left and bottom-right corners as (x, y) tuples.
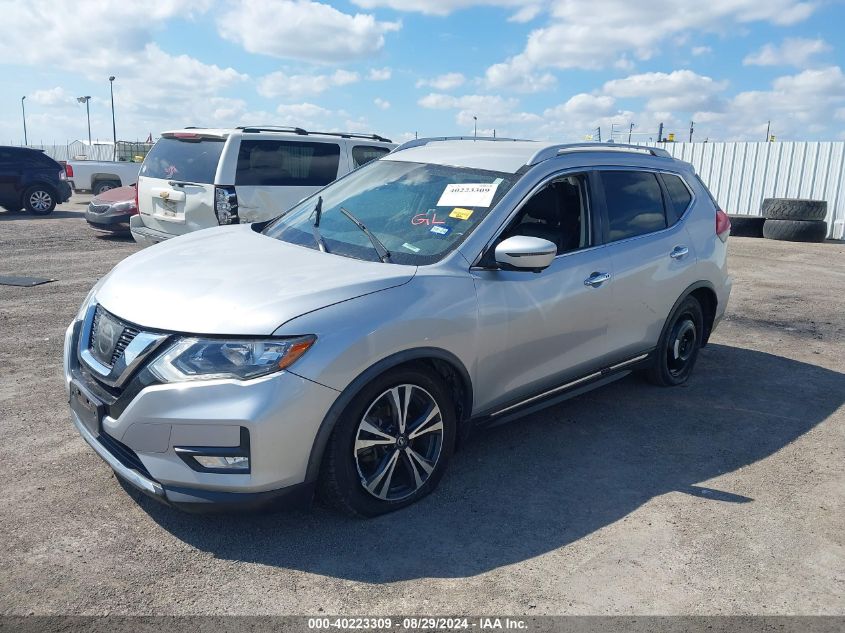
(471, 173), (614, 413)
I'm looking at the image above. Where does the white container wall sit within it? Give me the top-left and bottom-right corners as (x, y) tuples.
(643, 142), (845, 238)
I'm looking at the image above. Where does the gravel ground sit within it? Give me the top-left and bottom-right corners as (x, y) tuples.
(0, 195), (843, 615)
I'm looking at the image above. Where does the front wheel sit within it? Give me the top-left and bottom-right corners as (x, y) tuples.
(646, 296), (704, 387)
(318, 367), (456, 517)
(23, 186), (56, 215)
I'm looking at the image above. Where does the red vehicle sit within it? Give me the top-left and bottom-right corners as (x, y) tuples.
(85, 184), (137, 235)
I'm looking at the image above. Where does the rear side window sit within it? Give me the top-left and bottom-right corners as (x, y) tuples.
(352, 145), (390, 168)
(662, 173), (692, 221)
(236, 140), (340, 186)
(140, 137), (224, 184)
(600, 171), (667, 242)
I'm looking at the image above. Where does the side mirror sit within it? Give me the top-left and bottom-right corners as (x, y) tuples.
(494, 235), (556, 272)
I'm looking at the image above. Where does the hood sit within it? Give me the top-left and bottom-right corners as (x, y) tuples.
(95, 224), (417, 335)
(92, 185), (136, 205)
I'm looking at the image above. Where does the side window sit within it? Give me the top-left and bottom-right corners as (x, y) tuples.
(600, 171), (667, 242)
(352, 145), (390, 168)
(500, 174), (591, 255)
(662, 173), (692, 223)
(236, 140), (340, 187)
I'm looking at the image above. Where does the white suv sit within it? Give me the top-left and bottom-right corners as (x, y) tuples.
(130, 126), (394, 246)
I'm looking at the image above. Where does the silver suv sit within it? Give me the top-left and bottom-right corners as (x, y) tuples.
(64, 140), (732, 516)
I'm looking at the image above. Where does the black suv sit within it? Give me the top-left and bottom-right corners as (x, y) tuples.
(0, 146), (72, 214)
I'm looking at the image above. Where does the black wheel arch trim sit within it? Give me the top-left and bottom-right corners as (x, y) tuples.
(664, 280), (718, 347)
(303, 347), (473, 484)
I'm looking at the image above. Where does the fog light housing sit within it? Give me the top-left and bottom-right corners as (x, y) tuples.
(174, 427), (251, 474)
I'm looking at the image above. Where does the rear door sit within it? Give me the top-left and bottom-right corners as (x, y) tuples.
(233, 138), (342, 222)
(595, 168), (699, 361)
(136, 135), (225, 236)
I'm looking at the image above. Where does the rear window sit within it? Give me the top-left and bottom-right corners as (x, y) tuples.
(352, 145), (390, 168)
(236, 140), (340, 187)
(662, 173), (693, 220)
(140, 137), (225, 184)
(600, 171), (667, 242)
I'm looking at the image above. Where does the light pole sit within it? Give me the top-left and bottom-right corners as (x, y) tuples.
(21, 96), (27, 146)
(628, 122), (635, 143)
(109, 76), (116, 160)
(473, 115), (477, 140)
(77, 95), (92, 153)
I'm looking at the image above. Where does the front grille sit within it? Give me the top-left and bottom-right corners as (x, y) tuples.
(96, 431), (155, 481)
(89, 306), (140, 368)
(88, 203), (111, 214)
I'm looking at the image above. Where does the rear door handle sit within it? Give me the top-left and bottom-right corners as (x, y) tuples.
(670, 246), (689, 260)
(584, 272), (611, 287)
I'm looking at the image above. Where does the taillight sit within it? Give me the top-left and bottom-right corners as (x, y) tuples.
(134, 184), (139, 212)
(58, 169), (67, 181)
(215, 186), (239, 225)
(716, 208), (731, 242)
(65, 164), (74, 178)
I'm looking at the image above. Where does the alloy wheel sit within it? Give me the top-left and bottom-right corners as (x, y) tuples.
(353, 384), (444, 501)
(29, 190), (52, 212)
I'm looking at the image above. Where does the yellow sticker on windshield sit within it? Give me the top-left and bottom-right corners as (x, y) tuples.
(449, 207), (474, 220)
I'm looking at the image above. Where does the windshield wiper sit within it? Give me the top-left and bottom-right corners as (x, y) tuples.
(310, 196), (328, 253)
(339, 206), (391, 263)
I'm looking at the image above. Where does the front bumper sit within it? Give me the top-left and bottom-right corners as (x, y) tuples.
(86, 210), (133, 233)
(64, 318), (340, 512)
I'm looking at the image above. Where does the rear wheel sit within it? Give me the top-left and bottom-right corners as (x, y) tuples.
(23, 186), (56, 215)
(318, 366), (456, 517)
(647, 296), (704, 387)
(93, 180), (120, 195)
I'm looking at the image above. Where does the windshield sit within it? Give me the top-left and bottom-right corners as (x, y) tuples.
(139, 137), (224, 184)
(261, 159), (517, 265)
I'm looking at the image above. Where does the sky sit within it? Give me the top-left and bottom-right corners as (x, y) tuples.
(1, 0), (844, 147)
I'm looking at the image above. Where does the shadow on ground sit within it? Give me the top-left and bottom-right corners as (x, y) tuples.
(0, 210), (84, 221)
(133, 343), (844, 582)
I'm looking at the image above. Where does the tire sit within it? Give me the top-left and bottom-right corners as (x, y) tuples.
(93, 180), (120, 195)
(728, 215), (765, 238)
(763, 219), (828, 243)
(646, 296), (704, 387)
(762, 198), (827, 221)
(23, 185), (57, 215)
(318, 366), (457, 517)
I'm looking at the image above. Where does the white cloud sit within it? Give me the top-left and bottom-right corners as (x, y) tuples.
(416, 73), (466, 91)
(368, 67), (392, 81)
(352, 0), (539, 16)
(257, 69), (360, 99)
(691, 46), (712, 56)
(483, 60), (556, 93)
(374, 97), (391, 110)
(602, 70), (728, 111)
(508, 4), (543, 22)
(482, 0), (817, 83)
(217, 0), (400, 63)
(29, 87), (74, 107)
(743, 38), (831, 68)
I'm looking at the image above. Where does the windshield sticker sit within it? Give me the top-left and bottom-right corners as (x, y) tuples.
(449, 207), (474, 220)
(411, 210), (447, 226)
(437, 182), (499, 208)
(430, 225), (451, 236)
(402, 242), (421, 253)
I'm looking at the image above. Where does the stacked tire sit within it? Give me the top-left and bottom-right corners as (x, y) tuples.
(762, 198), (828, 243)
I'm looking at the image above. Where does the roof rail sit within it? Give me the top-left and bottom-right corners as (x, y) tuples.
(391, 135), (532, 153)
(236, 126), (391, 143)
(528, 142), (672, 165)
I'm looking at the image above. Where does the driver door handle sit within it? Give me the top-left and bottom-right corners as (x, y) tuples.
(584, 272), (611, 287)
(670, 246), (689, 260)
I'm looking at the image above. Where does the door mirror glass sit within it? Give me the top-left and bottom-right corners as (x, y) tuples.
(494, 236), (556, 272)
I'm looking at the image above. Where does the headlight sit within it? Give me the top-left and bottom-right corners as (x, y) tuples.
(149, 335), (316, 382)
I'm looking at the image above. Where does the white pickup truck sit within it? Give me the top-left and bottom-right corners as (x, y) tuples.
(65, 160), (142, 194)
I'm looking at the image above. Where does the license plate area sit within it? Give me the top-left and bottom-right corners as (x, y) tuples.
(150, 198), (185, 222)
(70, 381), (104, 437)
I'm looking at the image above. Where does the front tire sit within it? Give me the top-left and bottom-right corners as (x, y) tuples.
(318, 366), (456, 517)
(647, 296), (704, 387)
(23, 186), (56, 215)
